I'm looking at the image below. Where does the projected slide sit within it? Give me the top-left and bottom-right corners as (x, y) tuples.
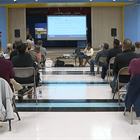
(47, 16), (87, 40)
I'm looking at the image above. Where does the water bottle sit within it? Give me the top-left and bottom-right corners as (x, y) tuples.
(39, 87), (42, 98)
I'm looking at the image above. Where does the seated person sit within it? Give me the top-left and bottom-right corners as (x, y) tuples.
(110, 39), (139, 93)
(122, 57), (140, 101)
(131, 45), (135, 52)
(0, 41), (14, 92)
(0, 43), (4, 57)
(37, 40), (47, 65)
(3, 43), (13, 59)
(134, 41), (140, 54)
(10, 38), (22, 60)
(11, 43), (39, 99)
(101, 39), (122, 80)
(89, 43), (109, 75)
(79, 43), (94, 67)
(34, 46), (41, 62)
(26, 43), (42, 69)
(0, 41), (30, 98)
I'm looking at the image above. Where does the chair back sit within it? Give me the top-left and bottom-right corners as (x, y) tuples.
(108, 57), (115, 69)
(118, 67), (130, 76)
(13, 67), (35, 78)
(98, 57), (107, 65)
(13, 67), (37, 104)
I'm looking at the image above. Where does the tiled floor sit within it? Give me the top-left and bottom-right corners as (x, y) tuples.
(0, 67), (140, 140)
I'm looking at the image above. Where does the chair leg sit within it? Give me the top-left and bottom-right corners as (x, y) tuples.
(118, 83), (120, 106)
(97, 66), (100, 74)
(84, 60), (87, 66)
(131, 106), (133, 125)
(118, 94), (120, 106)
(87, 60), (90, 65)
(113, 81), (117, 100)
(13, 102), (21, 121)
(34, 86), (38, 105)
(124, 107), (126, 115)
(9, 120), (11, 131)
(12, 96), (21, 121)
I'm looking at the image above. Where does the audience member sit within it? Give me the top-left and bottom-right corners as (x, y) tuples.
(3, 43), (13, 59)
(11, 43), (39, 98)
(27, 43), (39, 64)
(34, 46), (41, 62)
(110, 39), (139, 93)
(10, 38), (22, 60)
(89, 43), (109, 75)
(0, 40), (14, 92)
(0, 42), (4, 57)
(11, 43), (34, 98)
(79, 43), (94, 67)
(134, 41), (140, 54)
(131, 45), (135, 52)
(101, 39), (122, 79)
(26, 34), (34, 51)
(122, 58), (140, 117)
(13, 43), (16, 50)
(37, 40), (47, 64)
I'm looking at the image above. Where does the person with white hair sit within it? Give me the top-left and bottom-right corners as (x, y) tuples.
(89, 43), (109, 75)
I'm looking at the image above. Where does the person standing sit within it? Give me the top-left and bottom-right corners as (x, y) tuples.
(26, 34), (35, 51)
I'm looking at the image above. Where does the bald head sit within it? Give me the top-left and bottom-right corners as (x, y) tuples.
(123, 39), (132, 50)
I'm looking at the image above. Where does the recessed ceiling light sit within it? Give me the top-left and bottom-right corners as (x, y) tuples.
(90, 0), (92, 1)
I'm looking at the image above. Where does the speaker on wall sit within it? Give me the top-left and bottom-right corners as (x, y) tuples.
(111, 28), (117, 37)
(15, 29), (20, 38)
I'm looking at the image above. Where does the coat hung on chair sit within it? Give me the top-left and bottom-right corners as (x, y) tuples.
(0, 78), (14, 121)
(125, 75), (140, 117)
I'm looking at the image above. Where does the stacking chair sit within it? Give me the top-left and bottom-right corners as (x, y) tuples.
(0, 78), (20, 131)
(112, 67), (130, 105)
(107, 57), (115, 82)
(13, 67), (38, 105)
(97, 57), (107, 74)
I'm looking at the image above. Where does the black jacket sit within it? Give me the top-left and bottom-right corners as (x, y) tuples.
(113, 50), (139, 75)
(11, 53), (34, 84)
(107, 46), (122, 64)
(95, 49), (108, 63)
(10, 50), (17, 60)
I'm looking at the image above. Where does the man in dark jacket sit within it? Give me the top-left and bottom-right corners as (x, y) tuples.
(89, 43), (109, 75)
(110, 39), (139, 93)
(101, 39), (122, 79)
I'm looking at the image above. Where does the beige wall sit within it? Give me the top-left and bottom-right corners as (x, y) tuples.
(8, 8), (26, 44)
(91, 7), (122, 49)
